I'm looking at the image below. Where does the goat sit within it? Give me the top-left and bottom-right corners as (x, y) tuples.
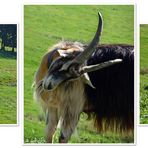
(34, 12), (134, 143)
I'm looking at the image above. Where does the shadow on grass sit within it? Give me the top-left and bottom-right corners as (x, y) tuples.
(0, 49), (16, 59)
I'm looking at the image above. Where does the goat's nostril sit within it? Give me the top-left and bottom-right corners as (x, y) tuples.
(47, 83), (52, 90)
(43, 82), (52, 90)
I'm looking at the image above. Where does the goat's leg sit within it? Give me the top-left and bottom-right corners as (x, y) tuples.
(45, 107), (58, 143)
(59, 112), (80, 143)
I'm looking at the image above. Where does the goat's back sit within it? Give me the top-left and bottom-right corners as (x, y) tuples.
(85, 44), (134, 132)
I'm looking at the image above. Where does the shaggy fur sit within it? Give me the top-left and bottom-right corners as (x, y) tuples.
(34, 41), (134, 143)
(34, 41), (86, 143)
(85, 44), (134, 132)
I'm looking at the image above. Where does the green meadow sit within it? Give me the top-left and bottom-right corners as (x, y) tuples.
(140, 25), (148, 124)
(24, 5), (134, 143)
(0, 48), (17, 124)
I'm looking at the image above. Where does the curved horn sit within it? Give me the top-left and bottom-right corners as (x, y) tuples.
(61, 12), (103, 71)
(80, 59), (123, 74)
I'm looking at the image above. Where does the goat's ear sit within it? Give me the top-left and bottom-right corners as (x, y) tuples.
(57, 49), (69, 57)
(47, 50), (61, 68)
(81, 73), (95, 89)
(47, 48), (70, 68)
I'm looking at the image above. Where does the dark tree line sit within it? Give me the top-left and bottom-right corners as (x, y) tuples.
(0, 24), (17, 52)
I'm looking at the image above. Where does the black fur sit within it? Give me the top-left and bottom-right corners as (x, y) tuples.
(85, 44), (134, 131)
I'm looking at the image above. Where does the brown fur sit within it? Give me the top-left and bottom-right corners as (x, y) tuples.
(34, 41), (134, 143)
(34, 42), (87, 143)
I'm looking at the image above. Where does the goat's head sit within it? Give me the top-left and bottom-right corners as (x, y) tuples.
(43, 12), (122, 91)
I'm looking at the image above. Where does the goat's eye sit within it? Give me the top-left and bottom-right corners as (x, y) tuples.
(49, 57), (68, 73)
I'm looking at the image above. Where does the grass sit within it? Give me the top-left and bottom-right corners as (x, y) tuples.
(140, 25), (148, 124)
(0, 48), (17, 124)
(24, 5), (134, 143)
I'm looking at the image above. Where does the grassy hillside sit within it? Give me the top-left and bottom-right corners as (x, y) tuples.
(140, 25), (148, 124)
(24, 5), (134, 143)
(0, 49), (17, 124)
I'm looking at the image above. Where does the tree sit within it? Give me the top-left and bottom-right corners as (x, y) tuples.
(0, 24), (17, 52)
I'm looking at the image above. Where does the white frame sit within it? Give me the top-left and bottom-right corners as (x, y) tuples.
(0, 23), (19, 127)
(22, 3), (137, 146)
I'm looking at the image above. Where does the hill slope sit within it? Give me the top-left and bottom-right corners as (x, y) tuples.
(140, 25), (148, 124)
(0, 50), (17, 124)
(24, 5), (134, 143)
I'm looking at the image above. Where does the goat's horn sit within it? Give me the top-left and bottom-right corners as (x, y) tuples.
(80, 59), (123, 74)
(60, 12), (103, 71)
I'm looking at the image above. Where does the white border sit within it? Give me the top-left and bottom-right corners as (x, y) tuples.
(0, 23), (19, 127)
(22, 4), (137, 146)
(134, 4), (138, 144)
